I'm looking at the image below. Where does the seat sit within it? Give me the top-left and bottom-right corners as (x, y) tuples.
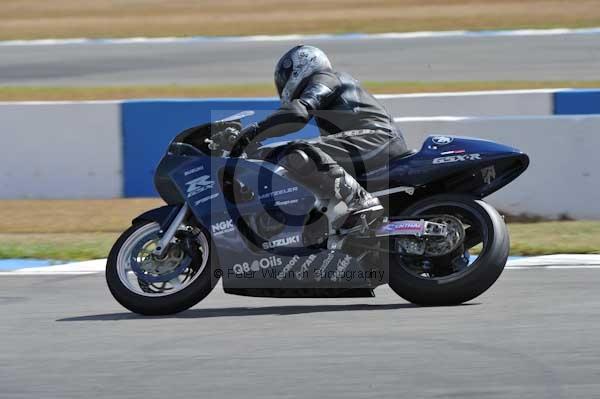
(341, 141), (414, 180)
(355, 148), (419, 192)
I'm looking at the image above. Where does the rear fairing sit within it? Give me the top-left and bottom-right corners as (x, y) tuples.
(366, 135), (529, 199)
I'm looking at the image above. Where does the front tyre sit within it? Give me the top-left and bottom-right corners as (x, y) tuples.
(106, 221), (217, 315)
(388, 195), (510, 306)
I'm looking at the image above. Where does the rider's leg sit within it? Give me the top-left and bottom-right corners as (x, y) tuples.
(278, 141), (383, 225)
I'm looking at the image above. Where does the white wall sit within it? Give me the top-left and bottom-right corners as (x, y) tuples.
(0, 91), (598, 220)
(379, 89), (553, 117)
(0, 101), (122, 199)
(395, 115), (600, 219)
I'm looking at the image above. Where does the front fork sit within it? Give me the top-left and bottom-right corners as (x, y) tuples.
(152, 203), (189, 257)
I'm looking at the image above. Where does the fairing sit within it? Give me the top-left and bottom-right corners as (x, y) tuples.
(168, 156), (373, 290)
(363, 136), (529, 198)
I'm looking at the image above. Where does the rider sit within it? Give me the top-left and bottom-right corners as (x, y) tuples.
(233, 45), (408, 227)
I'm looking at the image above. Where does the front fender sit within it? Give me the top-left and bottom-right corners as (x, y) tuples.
(132, 205), (182, 230)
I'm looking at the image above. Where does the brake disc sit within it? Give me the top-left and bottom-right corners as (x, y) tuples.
(130, 239), (192, 284)
(423, 215), (465, 257)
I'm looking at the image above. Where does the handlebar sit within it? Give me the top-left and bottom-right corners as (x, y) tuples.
(204, 126), (247, 158)
(204, 117), (259, 158)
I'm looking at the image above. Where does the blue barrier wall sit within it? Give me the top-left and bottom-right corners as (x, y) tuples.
(120, 89), (600, 197)
(121, 99), (319, 197)
(554, 89), (600, 115)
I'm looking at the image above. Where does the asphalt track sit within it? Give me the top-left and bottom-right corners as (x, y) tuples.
(1, 267), (599, 399)
(2, 33), (600, 86)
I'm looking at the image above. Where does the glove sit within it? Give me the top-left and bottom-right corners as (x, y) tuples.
(209, 121), (241, 151)
(230, 123), (259, 157)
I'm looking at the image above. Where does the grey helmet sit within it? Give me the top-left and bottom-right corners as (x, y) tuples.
(274, 45), (332, 104)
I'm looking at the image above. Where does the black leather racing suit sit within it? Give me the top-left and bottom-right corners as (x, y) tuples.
(246, 70), (408, 197)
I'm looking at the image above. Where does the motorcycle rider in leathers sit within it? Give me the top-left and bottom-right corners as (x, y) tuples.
(229, 45), (409, 227)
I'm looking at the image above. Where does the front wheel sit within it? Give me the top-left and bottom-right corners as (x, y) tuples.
(388, 195), (510, 306)
(106, 221), (217, 315)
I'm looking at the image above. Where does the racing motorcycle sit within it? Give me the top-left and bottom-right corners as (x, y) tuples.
(106, 111), (529, 315)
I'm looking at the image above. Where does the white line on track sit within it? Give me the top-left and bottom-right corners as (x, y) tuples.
(1, 27), (599, 47)
(0, 259), (107, 275)
(1, 255), (599, 275)
(506, 265), (600, 270)
(394, 114), (600, 123)
(0, 272), (98, 276)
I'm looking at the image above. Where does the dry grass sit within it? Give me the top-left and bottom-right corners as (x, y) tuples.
(0, 199), (163, 234)
(0, 84), (279, 101)
(2, 81), (600, 101)
(1, 0), (600, 40)
(1, 199), (599, 259)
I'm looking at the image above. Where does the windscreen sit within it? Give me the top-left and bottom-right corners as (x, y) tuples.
(216, 110), (255, 123)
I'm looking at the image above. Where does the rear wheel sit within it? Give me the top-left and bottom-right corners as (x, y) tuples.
(106, 221), (218, 315)
(387, 195), (509, 306)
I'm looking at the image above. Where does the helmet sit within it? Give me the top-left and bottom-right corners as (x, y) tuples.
(274, 45), (332, 104)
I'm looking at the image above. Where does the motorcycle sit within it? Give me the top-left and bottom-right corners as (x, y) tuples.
(106, 111), (529, 315)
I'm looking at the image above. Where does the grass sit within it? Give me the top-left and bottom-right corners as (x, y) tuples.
(0, 199), (163, 234)
(2, 81), (600, 101)
(0, 199), (599, 260)
(509, 222), (600, 256)
(0, 199), (161, 260)
(1, 0), (600, 40)
(0, 232), (119, 261)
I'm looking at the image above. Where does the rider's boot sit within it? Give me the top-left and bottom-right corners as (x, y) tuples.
(332, 168), (384, 229)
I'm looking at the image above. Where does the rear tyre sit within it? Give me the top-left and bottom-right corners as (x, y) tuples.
(388, 195), (509, 306)
(106, 221), (218, 315)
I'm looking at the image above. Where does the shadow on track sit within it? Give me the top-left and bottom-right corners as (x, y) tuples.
(57, 303), (479, 321)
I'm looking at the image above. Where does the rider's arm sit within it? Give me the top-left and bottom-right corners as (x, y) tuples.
(244, 72), (342, 141)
